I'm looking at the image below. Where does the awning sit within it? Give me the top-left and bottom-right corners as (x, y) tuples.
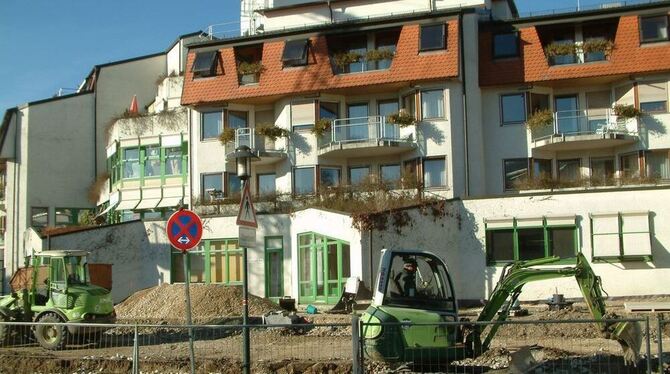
(162, 134), (182, 147)
(116, 199), (140, 210)
(157, 196), (182, 208)
(141, 136), (160, 146)
(95, 202), (117, 218)
(136, 198), (162, 209)
(106, 142), (117, 158)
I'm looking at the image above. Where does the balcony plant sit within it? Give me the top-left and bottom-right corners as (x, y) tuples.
(386, 110), (416, 127)
(237, 61), (265, 75)
(525, 109), (553, 132)
(582, 39), (614, 56)
(365, 48), (395, 62)
(333, 51), (363, 69)
(218, 128), (236, 144)
(255, 124), (289, 141)
(613, 104), (642, 119)
(311, 118), (332, 137)
(544, 42), (577, 57)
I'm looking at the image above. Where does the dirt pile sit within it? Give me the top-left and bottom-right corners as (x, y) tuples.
(114, 284), (279, 324)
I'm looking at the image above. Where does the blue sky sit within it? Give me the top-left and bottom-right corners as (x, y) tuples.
(0, 0), (612, 111)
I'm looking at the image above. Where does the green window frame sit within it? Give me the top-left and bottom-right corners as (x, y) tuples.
(485, 216), (579, 266)
(590, 212), (653, 262)
(297, 232), (351, 304)
(264, 236), (284, 300)
(171, 238), (242, 284)
(108, 136), (188, 187)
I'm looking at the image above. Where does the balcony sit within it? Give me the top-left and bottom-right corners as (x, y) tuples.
(531, 109), (639, 151)
(318, 115), (417, 157)
(231, 127), (287, 165)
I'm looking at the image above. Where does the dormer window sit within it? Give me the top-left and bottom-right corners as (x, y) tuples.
(640, 15), (670, 43)
(282, 39), (310, 67)
(493, 32), (519, 59)
(420, 24), (446, 52)
(235, 44), (264, 85)
(192, 51), (218, 78)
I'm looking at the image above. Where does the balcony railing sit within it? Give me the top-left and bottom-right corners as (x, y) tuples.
(328, 115), (403, 144)
(234, 127), (287, 153)
(532, 109), (638, 142)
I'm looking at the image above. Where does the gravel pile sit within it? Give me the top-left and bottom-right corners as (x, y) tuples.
(114, 284), (279, 324)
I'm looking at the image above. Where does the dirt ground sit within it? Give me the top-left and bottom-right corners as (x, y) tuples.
(1, 286), (669, 373)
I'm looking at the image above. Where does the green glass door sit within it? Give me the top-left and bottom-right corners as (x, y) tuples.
(298, 233), (351, 304)
(265, 237), (284, 301)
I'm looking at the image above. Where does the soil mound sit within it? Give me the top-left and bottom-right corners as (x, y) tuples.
(115, 284), (278, 324)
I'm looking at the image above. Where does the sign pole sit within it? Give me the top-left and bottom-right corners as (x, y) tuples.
(183, 251), (196, 374)
(242, 244), (250, 374)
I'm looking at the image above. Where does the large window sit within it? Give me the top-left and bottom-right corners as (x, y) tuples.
(423, 158), (446, 188)
(31, 207), (49, 228)
(646, 150), (670, 180)
(380, 164), (401, 185)
(621, 152), (640, 179)
(486, 216), (578, 264)
(111, 142), (187, 185)
(320, 167), (341, 189)
(122, 148), (140, 179)
(558, 159), (581, 183)
(349, 166), (370, 186)
(504, 158), (528, 191)
(202, 111), (223, 140)
(55, 208), (92, 226)
(640, 15), (669, 43)
(421, 89), (445, 119)
(227, 173), (241, 197)
(500, 93), (526, 125)
(165, 147), (183, 175)
(298, 232), (350, 304)
(258, 173), (276, 196)
(493, 32), (519, 58)
(202, 173), (223, 202)
(172, 238), (242, 284)
(532, 158), (552, 179)
(591, 212), (652, 261)
(590, 157), (615, 186)
(294, 167), (315, 195)
(420, 24), (446, 52)
(638, 81), (668, 113)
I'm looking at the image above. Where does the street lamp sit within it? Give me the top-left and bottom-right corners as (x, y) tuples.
(231, 145), (256, 374)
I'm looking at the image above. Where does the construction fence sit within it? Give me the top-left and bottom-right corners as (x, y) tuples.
(0, 317), (668, 373)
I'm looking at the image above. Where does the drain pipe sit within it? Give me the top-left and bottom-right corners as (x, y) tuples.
(459, 12), (470, 197)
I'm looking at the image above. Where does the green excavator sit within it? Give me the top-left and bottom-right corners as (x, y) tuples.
(361, 249), (642, 366)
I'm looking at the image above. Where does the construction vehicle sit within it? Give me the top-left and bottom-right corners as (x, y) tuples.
(361, 249), (642, 366)
(0, 250), (115, 349)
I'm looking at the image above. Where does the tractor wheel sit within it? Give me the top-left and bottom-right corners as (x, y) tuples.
(34, 313), (68, 350)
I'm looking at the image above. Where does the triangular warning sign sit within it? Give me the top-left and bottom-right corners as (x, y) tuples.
(236, 183), (258, 228)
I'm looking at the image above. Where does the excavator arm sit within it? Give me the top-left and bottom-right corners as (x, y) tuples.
(466, 253), (642, 364)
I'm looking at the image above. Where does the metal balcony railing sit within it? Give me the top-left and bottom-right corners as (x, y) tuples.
(235, 128), (255, 149)
(532, 109), (639, 142)
(234, 127), (287, 153)
(329, 115), (403, 144)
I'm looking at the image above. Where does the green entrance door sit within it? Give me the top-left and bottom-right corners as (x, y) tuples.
(265, 237), (284, 301)
(298, 233), (351, 304)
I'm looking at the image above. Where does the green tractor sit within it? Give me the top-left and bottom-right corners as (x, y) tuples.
(0, 250), (115, 349)
(361, 249), (642, 366)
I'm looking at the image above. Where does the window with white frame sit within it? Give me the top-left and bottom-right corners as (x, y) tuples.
(202, 173), (223, 202)
(122, 148), (140, 179)
(500, 93), (526, 125)
(646, 150), (670, 180)
(423, 158), (446, 188)
(421, 89), (445, 119)
(638, 81), (668, 113)
(591, 212), (652, 261)
(31, 207), (49, 228)
(202, 111), (223, 140)
(291, 100), (315, 130)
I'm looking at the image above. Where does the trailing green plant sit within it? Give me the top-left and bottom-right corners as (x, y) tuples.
(218, 128), (236, 144)
(255, 124), (289, 141)
(544, 42), (577, 57)
(311, 118), (332, 137)
(332, 51), (363, 68)
(386, 111), (417, 127)
(87, 173), (110, 204)
(525, 109), (553, 132)
(237, 61), (265, 75)
(104, 109), (186, 141)
(613, 104), (642, 119)
(365, 48), (395, 62)
(582, 39), (614, 55)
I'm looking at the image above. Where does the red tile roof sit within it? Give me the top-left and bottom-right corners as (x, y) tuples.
(479, 15), (670, 86)
(182, 21), (460, 105)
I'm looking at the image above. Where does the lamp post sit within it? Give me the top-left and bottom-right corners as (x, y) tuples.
(232, 145), (254, 374)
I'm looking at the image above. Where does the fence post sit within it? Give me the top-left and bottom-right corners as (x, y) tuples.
(659, 316), (665, 372)
(646, 316), (652, 374)
(132, 324), (139, 374)
(352, 315), (361, 374)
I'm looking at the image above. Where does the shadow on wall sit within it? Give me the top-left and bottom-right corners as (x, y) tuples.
(618, 211), (669, 270)
(639, 115), (668, 148)
(418, 121), (446, 147)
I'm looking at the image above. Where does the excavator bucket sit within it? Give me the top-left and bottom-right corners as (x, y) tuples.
(611, 321), (643, 365)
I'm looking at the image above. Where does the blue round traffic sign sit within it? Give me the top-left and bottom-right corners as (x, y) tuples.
(167, 209), (203, 252)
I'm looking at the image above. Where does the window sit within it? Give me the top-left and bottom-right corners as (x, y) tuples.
(621, 152), (640, 179)
(548, 35), (576, 66)
(192, 51), (218, 77)
(294, 167), (315, 195)
(55, 208), (92, 226)
(172, 238), (242, 284)
(500, 93), (526, 125)
(591, 212), (652, 261)
(380, 164), (401, 185)
(378, 100), (400, 139)
(421, 89), (445, 119)
(640, 15), (669, 43)
(144, 146), (161, 177)
(298, 232), (350, 304)
(258, 173), (276, 196)
(420, 24), (446, 52)
(319, 101), (339, 121)
(349, 166), (370, 186)
(202, 111), (223, 140)
(320, 167), (341, 188)
(402, 93), (416, 118)
(291, 100), (315, 130)
(485, 216), (578, 264)
(638, 81), (668, 113)
(590, 157), (615, 186)
(532, 158), (552, 179)
(646, 150), (670, 180)
(493, 32), (519, 58)
(423, 158), (446, 188)
(164, 147), (183, 175)
(227, 173), (241, 197)
(143, 211), (163, 220)
(282, 39), (310, 67)
(374, 30), (399, 70)
(31, 207), (49, 228)
(584, 37), (608, 62)
(265, 237), (284, 299)
(202, 173), (223, 202)
(333, 35), (367, 73)
(120, 210), (140, 222)
(228, 111), (249, 129)
(122, 148), (140, 179)
(558, 159), (581, 182)
(504, 158), (528, 191)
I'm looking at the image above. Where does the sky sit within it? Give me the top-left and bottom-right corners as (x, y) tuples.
(0, 0), (616, 111)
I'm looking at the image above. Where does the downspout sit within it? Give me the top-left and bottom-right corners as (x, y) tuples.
(459, 12), (470, 197)
(93, 67), (99, 178)
(368, 229), (373, 288)
(188, 108), (194, 208)
(327, 1), (333, 23)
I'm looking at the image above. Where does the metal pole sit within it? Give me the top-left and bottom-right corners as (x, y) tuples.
(132, 324), (139, 374)
(352, 315), (361, 374)
(184, 251), (196, 374)
(242, 180), (251, 374)
(646, 316), (652, 374)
